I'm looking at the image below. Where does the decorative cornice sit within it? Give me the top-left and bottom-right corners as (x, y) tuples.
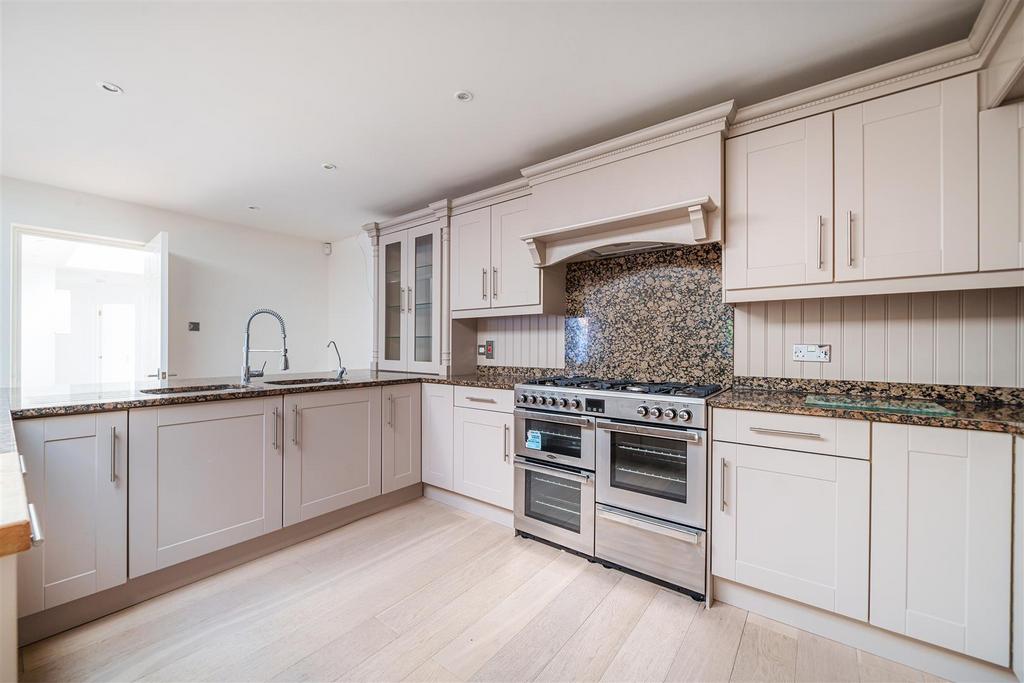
(361, 221), (380, 246)
(451, 178), (530, 214)
(521, 100), (736, 186)
(378, 206), (437, 233)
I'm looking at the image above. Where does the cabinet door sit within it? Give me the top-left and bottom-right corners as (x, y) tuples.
(284, 388), (382, 525)
(712, 441), (869, 620)
(871, 424), (1012, 666)
(406, 223), (441, 373)
(979, 101), (1024, 271)
(453, 407), (513, 509)
(835, 73), (978, 281)
(490, 196), (541, 308)
(451, 206), (492, 311)
(421, 383), (454, 489)
(129, 398), (283, 577)
(15, 412), (127, 616)
(724, 113), (833, 289)
(378, 231), (408, 371)
(382, 383), (422, 494)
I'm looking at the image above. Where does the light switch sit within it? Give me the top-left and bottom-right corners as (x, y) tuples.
(793, 344), (830, 362)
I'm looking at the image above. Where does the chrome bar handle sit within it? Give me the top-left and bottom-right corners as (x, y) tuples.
(504, 424), (510, 462)
(514, 457), (591, 482)
(847, 210), (854, 267)
(28, 503), (44, 546)
(19, 454), (27, 476)
(481, 268), (488, 300)
(466, 396), (497, 404)
(492, 267), (498, 299)
(387, 394), (393, 428)
(817, 215), (824, 269)
(110, 426), (117, 483)
(407, 286), (412, 312)
(720, 458), (727, 512)
(272, 407), (279, 450)
(291, 406), (299, 446)
(749, 426), (822, 439)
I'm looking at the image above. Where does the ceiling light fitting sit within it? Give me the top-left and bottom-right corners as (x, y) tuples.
(454, 90), (473, 102)
(96, 81), (124, 94)
(247, 205), (261, 211)
(322, 163), (337, 170)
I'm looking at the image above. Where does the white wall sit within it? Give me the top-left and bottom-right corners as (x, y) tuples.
(327, 232), (374, 371)
(734, 288), (1024, 387)
(1, 176), (332, 383)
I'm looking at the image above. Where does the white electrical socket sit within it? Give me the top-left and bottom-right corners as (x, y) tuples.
(793, 344), (831, 362)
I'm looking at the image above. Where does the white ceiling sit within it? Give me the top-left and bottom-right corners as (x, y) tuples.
(2, 1), (983, 240)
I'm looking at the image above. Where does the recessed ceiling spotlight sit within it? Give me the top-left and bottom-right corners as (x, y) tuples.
(454, 90), (473, 102)
(322, 162), (337, 170)
(247, 205), (260, 211)
(96, 81), (124, 94)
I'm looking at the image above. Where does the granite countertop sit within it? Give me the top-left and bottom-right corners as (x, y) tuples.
(710, 388), (1024, 436)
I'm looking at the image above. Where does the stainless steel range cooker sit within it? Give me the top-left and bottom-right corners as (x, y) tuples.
(512, 376), (721, 598)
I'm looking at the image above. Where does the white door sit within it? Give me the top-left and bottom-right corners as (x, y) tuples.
(15, 412), (128, 616)
(405, 223), (441, 373)
(979, 101), (1024, 271)
(140, 231), (169, 379)
(382, 383), (422, 494)
(450, 206), (492, 311)
(284, 388), (382, 525)
(712, 441), (869, 620)
(871, 424), (1012, 666)
(724, 113), (833, 289)
(453, 406), (513, 509)
(421, 383), (454, 489)
(490, 196), (540, 308)
(835, 73), (978, 281)
(128, 398), (283, 577)
(378, 232), (408, 372)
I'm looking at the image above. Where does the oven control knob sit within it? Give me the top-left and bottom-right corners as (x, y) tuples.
(519, 394), (529, 403)
(545, 397), (557, 406)
(636, 406), (649, 417)
(527, 395), (537, 404)
(557, 398), (568, 408)
(569, 399), (581, 410)
(649, 407), (663, 418)
(664, 409), (677, 420)
(678, 409), (692, 421)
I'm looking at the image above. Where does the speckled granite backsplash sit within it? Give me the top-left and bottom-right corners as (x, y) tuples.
(563, 244), (733, 385)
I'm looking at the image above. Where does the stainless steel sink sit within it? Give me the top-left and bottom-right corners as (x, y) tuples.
(262, 377), (344, 386)
(140, 384), (248, 395)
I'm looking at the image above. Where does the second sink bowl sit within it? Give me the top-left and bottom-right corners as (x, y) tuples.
(263, 377), (344, 386)
(140, 383), (248, 395)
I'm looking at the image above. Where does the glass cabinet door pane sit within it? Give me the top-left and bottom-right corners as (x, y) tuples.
(384, 241), (402, 361)
(609, 432), (688, 503)
(413, 234), (433, 362)
(525, 471), (582, 532)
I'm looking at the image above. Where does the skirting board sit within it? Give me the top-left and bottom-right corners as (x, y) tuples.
(17, 483), (423, 646)
(714, 577), (1016, 683)
(423, 484), (513, 528)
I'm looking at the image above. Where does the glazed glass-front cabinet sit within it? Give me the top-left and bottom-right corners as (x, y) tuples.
(377, 221), (441, 373)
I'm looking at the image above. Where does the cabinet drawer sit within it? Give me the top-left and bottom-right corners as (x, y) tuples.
(713, 408), (868, 459)
(454, 386), (514, 413)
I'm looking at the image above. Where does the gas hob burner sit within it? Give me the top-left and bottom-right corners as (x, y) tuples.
(527, 376), (609, 389)
(607, 382), (722, 398)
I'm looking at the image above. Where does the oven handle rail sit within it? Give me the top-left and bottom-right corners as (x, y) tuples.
(595, 419), (702, 443)
(513, 456), (592, 483)
(513, 408), (596, 428)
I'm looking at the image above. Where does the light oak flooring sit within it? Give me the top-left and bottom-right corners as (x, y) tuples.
(20, 498), (943, 682)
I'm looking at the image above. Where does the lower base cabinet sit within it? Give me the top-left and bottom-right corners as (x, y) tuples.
(15, 412), (128, 616)
(712, 440), (869, 621)
(871, 424), (1012, 666)
(421, 383), (454, 489)
(453, 406), (514, 510)
(284, 387), (382, 525)
(129, 398), (282, 577)
(382, 384), (422, 494)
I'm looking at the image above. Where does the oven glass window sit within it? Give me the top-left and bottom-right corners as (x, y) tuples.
(523, 418), (582, 460)
(525, 470), (582, 533)
(609, 432), (687, 503)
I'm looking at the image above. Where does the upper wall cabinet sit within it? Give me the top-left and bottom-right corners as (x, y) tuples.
(980, 101), (1024, 271)
(450, 196), (565, 319)
(375, 220), (442, 373)
(724, 112), (833, 289)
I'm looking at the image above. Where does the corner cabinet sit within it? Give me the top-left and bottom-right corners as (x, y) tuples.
(14, 412), (128, 616)
(451, 196), (565, 318)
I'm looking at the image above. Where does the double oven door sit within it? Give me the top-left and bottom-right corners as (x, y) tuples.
(514, 408), (596, 471)
(514, 458), (595, 555)
(596, 419), (706, 530)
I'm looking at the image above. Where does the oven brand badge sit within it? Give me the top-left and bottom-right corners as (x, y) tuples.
(526, 430), (542, 450)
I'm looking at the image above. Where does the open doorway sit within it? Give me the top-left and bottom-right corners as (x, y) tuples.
(12, 225), (168, 389)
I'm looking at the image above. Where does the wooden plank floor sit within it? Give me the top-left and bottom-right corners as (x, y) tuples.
(20, 498), (943, 682)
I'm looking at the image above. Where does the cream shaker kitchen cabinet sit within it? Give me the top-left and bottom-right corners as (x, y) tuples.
(724, 112), (833, 289)
(980, 101), (1024, 271)
(834, 72), (978, 281)
(451, 196), (565, 318)
(129, 398), (282, 577)
(283, 388), (382, 525)
(420, 383), (454, 489)
(377, 222), (441, 374)
(711, 408), (870, 621)
(382, 383), (422, 494)
(14, 412), (127, 616)
(870, 423), (1012, 666)
(453, 405), (514, 510)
